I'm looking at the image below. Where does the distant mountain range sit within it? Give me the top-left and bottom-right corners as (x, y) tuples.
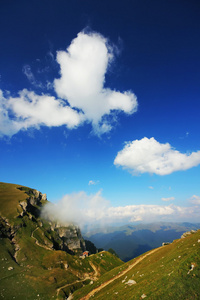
(83, 222), (200, 261)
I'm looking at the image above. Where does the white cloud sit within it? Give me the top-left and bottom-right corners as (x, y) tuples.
(23, 64), (53, 91)
(161, 197), (175, 202)
(179, 131), (189, 139)
(106, 204), (177, 223)
(0, 92), (19, 137)
(22, 65), (44, 89)
(88, 180), (99, 185)
(0, 89), (84, 137)
(42, 190), (110, 227)
(114, 137), (200, 175)
(41, 190), (200, 227)
(0, 31), (137, 137)
(189, 195), (200, 205)
(54, 31), (137, 135)
(148, 186), (154, 190)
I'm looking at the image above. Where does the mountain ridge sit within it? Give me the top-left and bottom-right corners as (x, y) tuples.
(0, 182), (123, 299)
(84, 222), (200, 261)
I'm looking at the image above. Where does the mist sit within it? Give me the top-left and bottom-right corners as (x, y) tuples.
(41, 190), (200, 229)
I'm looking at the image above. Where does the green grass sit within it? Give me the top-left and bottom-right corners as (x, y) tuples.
(73, 230), (200, 300)
(0, 182), (29, 219)
(89, 251), (123, 275)
(1, 182), (199, 300)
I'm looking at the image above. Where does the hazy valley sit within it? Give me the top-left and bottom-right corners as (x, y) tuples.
(84, 222), (200, 261)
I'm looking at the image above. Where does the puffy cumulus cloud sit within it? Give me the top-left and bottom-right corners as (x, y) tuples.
(114, 137), (200, 175)
(161, 197), (175, 202)
(41, 190), (200, 227)
(189, 195), (200, 205)
(0, 31), (137, 138)
(54, 31), (138, 135)
(0, 89), (84, 137)
(0, 90), (17, 137)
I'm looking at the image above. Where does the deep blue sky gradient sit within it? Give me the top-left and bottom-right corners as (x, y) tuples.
(0, 0), (200, 222)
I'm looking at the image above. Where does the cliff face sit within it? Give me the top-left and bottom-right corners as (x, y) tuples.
(0, 184), (86, 257)
(51, 223), (86, 254)
(0, 183), (123, 300)
(18, 187), (47, 218)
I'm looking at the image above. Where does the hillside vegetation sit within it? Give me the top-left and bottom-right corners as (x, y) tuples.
(1, 182), (199, 300)
(73, 229), (200, 299)
(0, 182), (123, 299)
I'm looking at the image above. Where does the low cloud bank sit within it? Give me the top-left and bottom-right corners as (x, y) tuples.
(190, 195), (200, 205)
(42, 190), (109, 227)
(0, 31), (137, 138)
(41, 190), (200, 227)
(114, 137), (200, 175)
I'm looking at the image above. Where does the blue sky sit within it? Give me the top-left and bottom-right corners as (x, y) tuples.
(1, 0), (200, 225)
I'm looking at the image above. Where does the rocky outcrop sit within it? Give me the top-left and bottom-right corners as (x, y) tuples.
(181, 230), (197, 239)
(18, 188), (47, 218)
(0, 186), (86, 257)
(47, 221), (86, 254)
(0, 216), (13, 239)
(162, 242), (170, 246)
(19, 187), (86, 254)
(0, 216), (20, 263)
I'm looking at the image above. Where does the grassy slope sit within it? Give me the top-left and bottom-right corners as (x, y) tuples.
(0, 182), (28, 219)
(73, 230), (200, 300)
(0, 182), (123, 299)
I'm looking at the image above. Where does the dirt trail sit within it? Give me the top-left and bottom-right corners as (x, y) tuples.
(56, 259), (101, 299)
(80, 247), (162, 300)
(13, 240), (20, 263)
(31, 227), (53, 251)
(56, 279), (88, 299)
(89, 261), (99, 280)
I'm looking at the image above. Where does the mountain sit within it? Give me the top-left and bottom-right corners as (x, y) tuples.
(84, 222), (200, 261)
(73, 229), (200, 299)
(1, 182), (200, 299)
(0, 182), (123, 299)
